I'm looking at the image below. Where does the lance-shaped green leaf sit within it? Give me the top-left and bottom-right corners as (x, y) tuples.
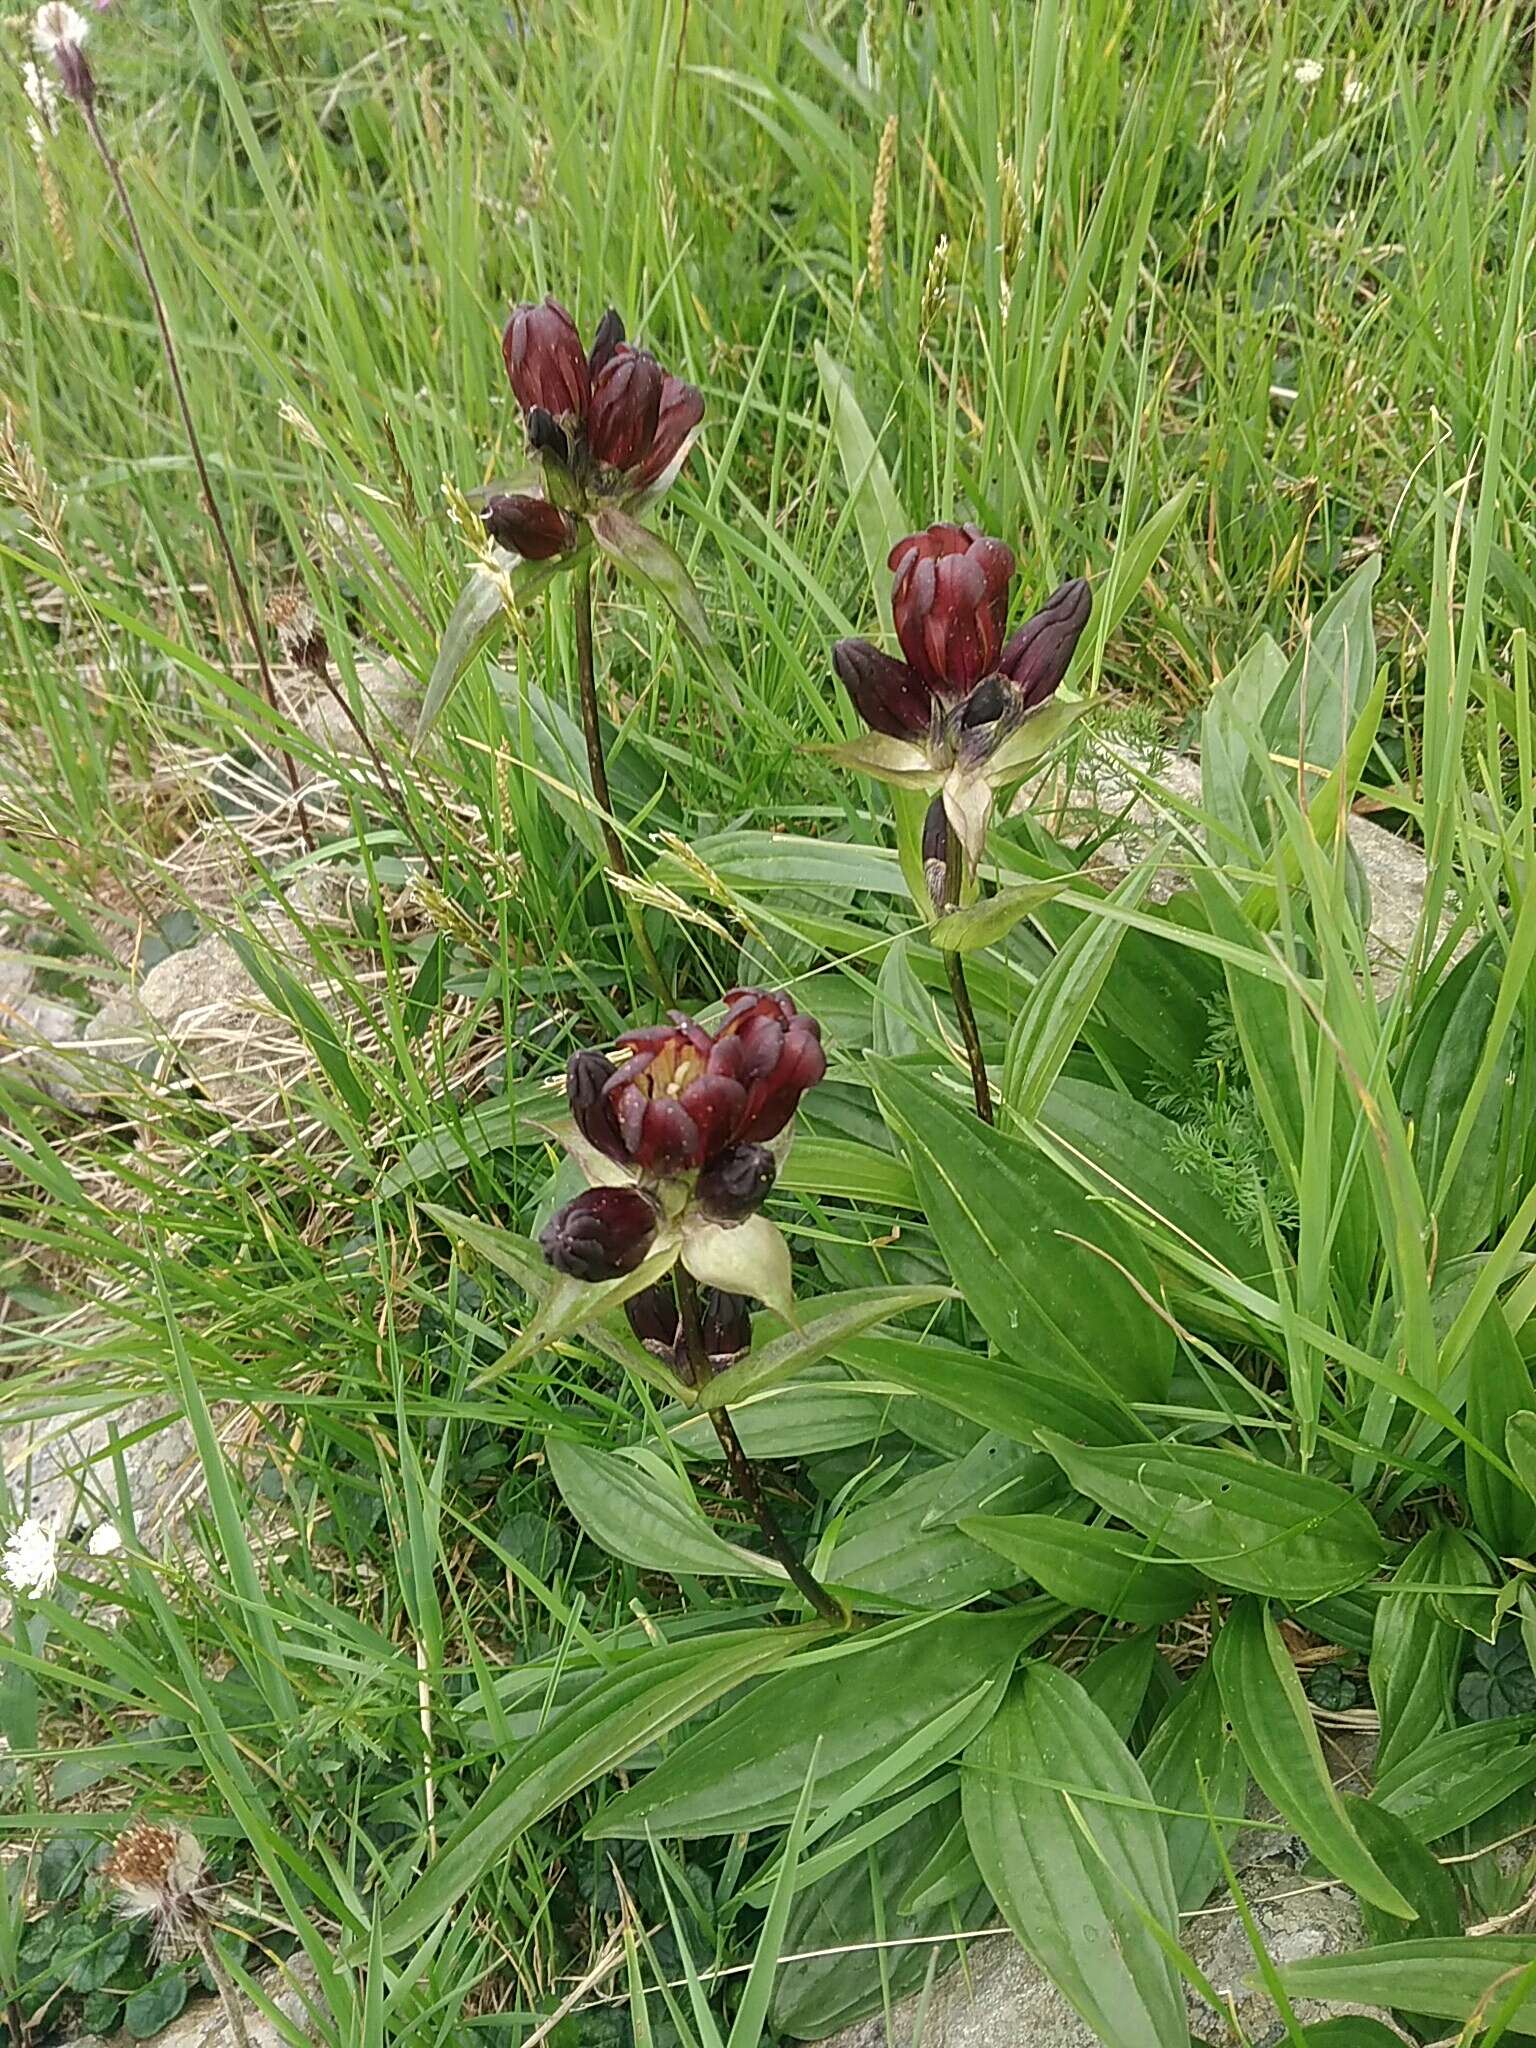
(589, 1605), (1052, 1840)
(590, 506), (743, 711)
(1213, 1598), (1413, 1919)
(1275, 1940), (1536, 2027)
(958, 1514), (1201, 1625)
(693, 1284), (951, 1410)
(378, 1626), (811, 1952)
(1369, 1526), (1462, 1778)
(928, 877), (1074, 953)
(1372, 1714), (1536, 1840)
(873, 1061), (1174, 1407)
(1036, 1433), (1383, 1599)
(546, 1440), (784, 1581)
(415, 554), (564, 743)
(814, 342), (909, 593)
(1139, 1664), (1247, 1912)
(961, 1662), (1185, 2048)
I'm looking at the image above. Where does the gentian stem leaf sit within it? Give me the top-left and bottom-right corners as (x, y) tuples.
(590, 506), (744, 713)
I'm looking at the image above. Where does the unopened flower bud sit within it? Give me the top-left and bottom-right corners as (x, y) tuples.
(503, 297), (589, 419)
(540, 1187), (657, 1282)
(998, 577), (1093, 710)
(481, 492), (575, 560)
(695, 1142), (776, 1221)
(625, 1279), (751, 1371)
(587, 307), (626, 382)
(587, 347), (665, 473)
(832, 638), (934, 738)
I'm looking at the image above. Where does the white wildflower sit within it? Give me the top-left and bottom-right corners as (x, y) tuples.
(32, 2), (89, 55)
(1291, 58), (1324, 87)
(87, 1522), (122, 1558)
(1342, 76), (1367, 107)
(1, 1518), (57, 1599)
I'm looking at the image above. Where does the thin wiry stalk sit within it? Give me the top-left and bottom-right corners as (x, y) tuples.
(673, 1269), (846, 1626)
(573, 553), (670, 1008)
(942, 827), (993, 1122)
(194, 1924), (254, 2048)
(74, 96), (313, 852)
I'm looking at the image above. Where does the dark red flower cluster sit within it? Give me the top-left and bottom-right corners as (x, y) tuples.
(570, 989), (825, 1176)
(833, 522), (1092, 742)
(539, 990), (826, 1285)
(502, 297), (704, 504)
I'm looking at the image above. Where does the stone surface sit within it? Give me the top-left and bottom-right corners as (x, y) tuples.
(0, 945), (91, 1109)
(1021, 743), (1457, 995)
(823, 1828), (1400, 2047)
(82, 874), (350, 1125)
(285, 656), (422, 777)
(61, 1957), (318, 2048)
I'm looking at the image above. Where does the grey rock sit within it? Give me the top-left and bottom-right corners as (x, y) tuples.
(0, 945), (91, 1109)
(81, 874), (350, 1124)
(60, 1957), (318, 2048)
(822, 1832), (1399, 2047)
(286, 656), (421, 778)
(1020, 743), (1456, 995)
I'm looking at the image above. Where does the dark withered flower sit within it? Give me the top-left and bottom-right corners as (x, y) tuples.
(104, 1823), (219, 1961)
(481, 492), (576, 560)
(539, 1186), (657, 1282)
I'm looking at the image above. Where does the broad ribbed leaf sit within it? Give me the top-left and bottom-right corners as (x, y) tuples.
(378, 1627), (809, 1951)
(1139, 1665), (1247, 1911)
(1277, 1939), (1536, 2026)
(589, 1606), (1050, 1840)
(837, 1328), (1134, 1446)
(1369, 1526), (1461, 1777)
(958, 1514), (1200, 1624)
(1037, 1434), (1382, 1598)
(416, 555), (563, 742)
(1372, 1715), (1536, 1840)
(546, 1440), (782, 1580)
(1213, 1600), (1412, 1918)
(961, 1663), (1185, 2048)
(874, 1062), (1173, 1405)
(1465, 1307), (1536, 1555)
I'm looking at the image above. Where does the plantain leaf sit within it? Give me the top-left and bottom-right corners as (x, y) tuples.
(1276, 1939), (1536, 2027)
(1139, 1664), (1247, 1911)
(1372, 1714), (1536, 1840)
(836, 1326), (1136, 1447)
(1465, 1307), (1536, 1555)
(588, 1605), (1052, 1840)
(958, 1514), (1201, 1625)
(873, 1061), (1174, 1406)
(961, 1663), (1185, 2048)
(546, 1439), (783, 1581)
(1213, 1599), (1412, 1918)
(1369, 1525), (1463, 1778)
(1036, 1433), (1383, 1599)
